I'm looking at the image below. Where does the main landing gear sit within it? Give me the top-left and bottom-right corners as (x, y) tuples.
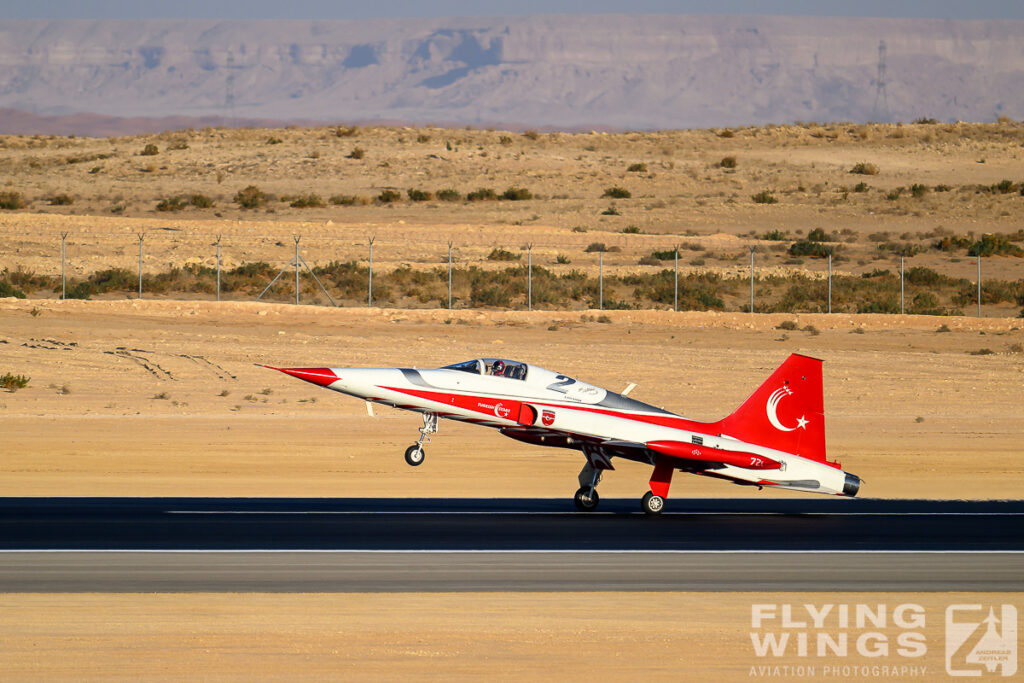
(404, 413), (437, 467)
(573, 454), (674, 515)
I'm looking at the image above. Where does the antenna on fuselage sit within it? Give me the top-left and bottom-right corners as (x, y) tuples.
(622, 383), (637, 396)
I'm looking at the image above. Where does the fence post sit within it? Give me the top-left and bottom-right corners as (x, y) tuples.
(447, 240), (453, 310)
(216, 235), (222, 302)
(137, 232), (144, 299)
(827, 253), (832, 314)
(748, 247), (755, 313)
(900, 255), (905, 315)
(60, 232), (68, 300)
(599, 251), (604, 311)
(673, 247), (678, 312)
(368, 236), (375, 308)
(527, 243), (533, 311)
(294, 236), (301, 305)
(977, 254), (981, 317)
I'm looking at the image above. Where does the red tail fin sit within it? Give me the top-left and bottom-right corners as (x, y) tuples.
(716, 354), (828, 463)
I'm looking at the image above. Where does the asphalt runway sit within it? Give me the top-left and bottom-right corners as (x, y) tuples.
(2, 497), (1022, 591)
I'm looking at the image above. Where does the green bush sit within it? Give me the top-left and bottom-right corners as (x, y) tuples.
(0, 373), (30, 391)
(789, 240), (833, 258)
(807, 228), (830, 242)
(622, 225), (641, 234)
(467, 188), (498, 201)
(330, 195), (362, 206)
(603, 187), (631, 199)
(584, 243), (607, 253)
(407, 188), (434, 201)
(156, 196), (187, 212)
(234, 185), (270, 209)
(627, 163), (648, 173)
(290, 193), (324, 208)
(850, 162), (879, 175)
(720, 156), (737, 169)
(347, 147), (365, 159)
(0, 281), (26, 298)
(933, 235), (972, 252)
(969, 234), (1024, 257)
(601, 204), (621, 215)
(761, 230), (788, 241)
(853, 182), (870, 193)
(502, 187), (532, 200)
(436, 189), (461, 201)
(487, 248), (520, 262)
(649, 249), (677, 260)
(751, 190), (777, 204)
(0, 191), (26, 210)
(992, 180), (1018, 194)
(377, 189), (402, 203)
(140, 144), (159, 156)
(189, 194), (214, 209)
(910, 184), (930, 198)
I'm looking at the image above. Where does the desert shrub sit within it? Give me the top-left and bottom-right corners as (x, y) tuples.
(720, 156), (737, 169)
(436, 188), (461, 201)
(910, 184), (930, 198)
(877, 242), (924, 257)
(189, 194), (214, 208)
(886, 188), (903, 201)
(156, 196), (187, 212)
(467, 188), (498, 201)
(751, 190), (777, 204)
(934, 184), (952, 192)
(603, 186), (631, 199)
(556, 254), (571, 264)
(571, 226), (588, 233)
(377, 189), (401, 203)
(234, 185), (270, 209)
(718, 129), (735, 138)
(407, 188), (433, 201)
(909, 291), (942, 315)
(850, 162), (879, 175)
(913, 117), (938, 125)
(502, 187), (532, 200)
(0, 191), (26, 210)
(622, 225), (641, 234)
(290, 193), (324, 208)
(627, 163), (648, 172)
(638, 255), (661, 266)
(499, 135), (513, 145)
(0, 281), (26, 298)
(649, 249), (677, 260)
(416, 134), (430, 143)
(853, 182), (870, 193)
(335, 126), (359, 137)
(347, 147), (365, 159)
(140, 143), (159, 156)
(266, 137), (283, 145)
(487, 248), (521, 262)
(522, 130), (540, 141)
(48, 193), (73, 205)
(992, 179), (1018, 194)
(933, 235), (972, 252)
(789, 240), (833, 258)
(167, 139), (189, 150)
(807, 228), (831, 242)
(0, 373), (30, 390)
(601, 204), (621, 215)
(329, 195), (362, 206)
(969, 234), (1024, 257)
(761, 229), (788, 241)
(777, 320), (799, 331)
(584, 243), (608, 253)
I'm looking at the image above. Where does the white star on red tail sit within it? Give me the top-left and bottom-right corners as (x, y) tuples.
(796, 415), (809, 430)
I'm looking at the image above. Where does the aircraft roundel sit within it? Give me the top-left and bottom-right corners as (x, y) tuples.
(494, 402), (511, 419)
(541, 409), (555, 426)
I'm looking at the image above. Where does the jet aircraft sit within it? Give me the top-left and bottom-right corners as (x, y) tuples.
(267, 353), (860, 514)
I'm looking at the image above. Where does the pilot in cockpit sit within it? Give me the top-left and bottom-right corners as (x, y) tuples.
(491, 360), (505, 376)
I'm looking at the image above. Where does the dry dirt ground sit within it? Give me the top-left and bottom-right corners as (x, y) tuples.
(1, 299), (1022, 499)
(1, 592), (1016, 681)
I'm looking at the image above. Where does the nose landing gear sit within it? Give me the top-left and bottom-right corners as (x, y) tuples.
(404, 413), (437, 467)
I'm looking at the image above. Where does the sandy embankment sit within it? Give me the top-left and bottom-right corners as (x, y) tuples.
(1, 298), (1022, 499)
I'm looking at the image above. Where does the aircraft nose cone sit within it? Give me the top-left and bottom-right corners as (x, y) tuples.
(266, 366), (338, 387)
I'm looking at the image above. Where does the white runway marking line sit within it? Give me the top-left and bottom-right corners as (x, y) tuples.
(2, 549), (1024, 554)
(163, 510), (1024, 516)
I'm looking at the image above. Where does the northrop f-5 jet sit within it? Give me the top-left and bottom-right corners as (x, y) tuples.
(268, 354), (860, 514)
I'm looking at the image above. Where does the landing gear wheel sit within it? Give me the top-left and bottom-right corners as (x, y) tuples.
(574, 487), (600, 512)
(642, 491), (665, 515)
(404, 444), (425, 467)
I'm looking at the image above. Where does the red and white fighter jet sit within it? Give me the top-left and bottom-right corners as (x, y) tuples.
(267, 353), (860, 514)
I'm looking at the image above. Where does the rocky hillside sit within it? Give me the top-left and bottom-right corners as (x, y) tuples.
(1, 15), (1022, 130)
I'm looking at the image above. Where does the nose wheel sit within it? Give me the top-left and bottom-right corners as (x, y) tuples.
(404, 444), (425, 466)
(404, 413), (437, 467)
(642, 491), (665, 515)
(574, 487), (600, 512)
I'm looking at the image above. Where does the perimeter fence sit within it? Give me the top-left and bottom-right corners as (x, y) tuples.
(1, 228), (1023, 318)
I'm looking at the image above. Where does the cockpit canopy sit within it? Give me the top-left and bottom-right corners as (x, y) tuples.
(443, 358), (528, 380)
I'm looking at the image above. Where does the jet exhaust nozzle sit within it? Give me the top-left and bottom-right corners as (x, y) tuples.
(843, 473), (861, 497)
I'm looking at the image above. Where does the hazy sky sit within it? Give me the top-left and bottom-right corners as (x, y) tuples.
(4, 0), (1023, 20)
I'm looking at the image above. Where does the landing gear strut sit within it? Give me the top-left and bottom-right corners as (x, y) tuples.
(404, 413), (437, 467)
(574, 461), (603, 512)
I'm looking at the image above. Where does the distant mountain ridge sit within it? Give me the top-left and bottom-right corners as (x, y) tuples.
(1, 15), (1022, 133)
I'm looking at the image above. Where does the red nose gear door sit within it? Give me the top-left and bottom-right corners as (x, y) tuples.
(517, 403), (538, 426)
